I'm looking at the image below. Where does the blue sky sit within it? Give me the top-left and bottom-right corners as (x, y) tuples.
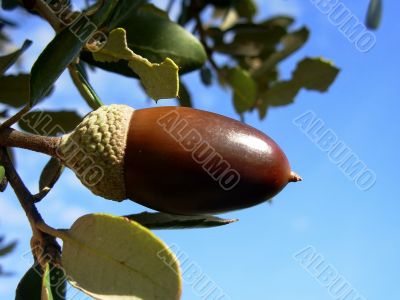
(1, 1), (399, 299)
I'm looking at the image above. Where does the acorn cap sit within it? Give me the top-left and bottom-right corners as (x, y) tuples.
(58, 104), (134, 200)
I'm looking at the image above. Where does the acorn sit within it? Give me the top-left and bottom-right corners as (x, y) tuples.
(57, 105), (301, 215)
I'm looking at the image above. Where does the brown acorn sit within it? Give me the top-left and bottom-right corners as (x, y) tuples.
(58, 105), (301, 215)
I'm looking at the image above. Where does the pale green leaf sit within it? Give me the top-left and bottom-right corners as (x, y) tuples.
(93, 28), (179, 100)
(92, 28), (134, 62)
(61, 214), (182, 300)
(128, 58), (178, 100)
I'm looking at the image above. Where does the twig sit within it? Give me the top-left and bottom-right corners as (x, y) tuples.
(0, 148), (61, 265)
(0, 127), (61, 158)
(36, 222), (67, 240)
(193, 4), (220, 72)
(0, 104), (30, 130)
(22, 0), (65, 31)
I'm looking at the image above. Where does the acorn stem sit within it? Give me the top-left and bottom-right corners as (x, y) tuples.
(289, 171), (302, 182)
(0, 127), (61, 157)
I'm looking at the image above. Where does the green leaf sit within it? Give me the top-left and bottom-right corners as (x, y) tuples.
(214, 23), (286, 57)
(42, 264), (53, 300)
(253, 27), (309, 77)
(125, 212), (238, 229)
(42, 263), (66, 300)
(0, 165), (5, 184)
(30, 27), (84, 106)
(366, 0), (382, 29)
(0, 40), (32, 74)
(261, 16), (294, 28)
(292, 57), (340, 92)
(87, 0), (119, 28)
(206, 0), (234, 8)
(39, 158), (64, 193)
(177, 81), (192, 107)
(30, 1), (118, 106)
(82, 3), (207, 75)
(177, 0), (193, 25)
(93, 28), (179, 100)
(0, 166), (7, 192)
(107, 0), (148, 29)
(19, 110), (82, 136)
(0, 74), (30, 107)
(60, 214), (182, 300)
(1, 0), (19, 10)
(200, 66), (213, 86)
(0, 109), (8, 118)
(75, 62), (104, 109)
(224, 66), (256, 113)
(260, 80), (301, 107)
(257, 102), (268, 120)
(233, 0), (257, 20)
(15, 264), (66, 300)
(257, 57), (339, 118)
(49, 265), (67, 300)
(15, 266), (42, 300)
(0, 240), (16, 256)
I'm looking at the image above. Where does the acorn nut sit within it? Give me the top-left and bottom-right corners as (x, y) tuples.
(58, 105), (301, 215)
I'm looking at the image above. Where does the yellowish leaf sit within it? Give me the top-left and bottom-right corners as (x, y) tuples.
(93, 28), (179, 100)
(61, 214), (182, 300)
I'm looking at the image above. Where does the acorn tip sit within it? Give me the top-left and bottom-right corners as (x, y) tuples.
(289, 171), (302, 182)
